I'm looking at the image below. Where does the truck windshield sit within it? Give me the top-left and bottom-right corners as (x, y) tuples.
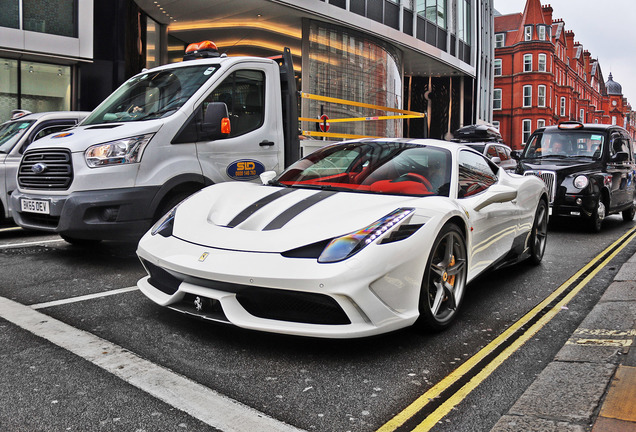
(523, 130), (605, 160)
(83, 64), (219, 125)
(0, 120), (34, 153)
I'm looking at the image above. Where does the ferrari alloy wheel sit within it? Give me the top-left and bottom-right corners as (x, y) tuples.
(529, 199), (548, 264)
(417, 223), (467, 331)
(589, 197), (606, 233)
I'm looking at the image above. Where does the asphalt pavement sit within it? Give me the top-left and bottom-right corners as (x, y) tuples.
(490, 253), (636, 432)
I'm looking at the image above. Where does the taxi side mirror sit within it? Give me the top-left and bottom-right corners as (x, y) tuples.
(610, 151), (629, 163)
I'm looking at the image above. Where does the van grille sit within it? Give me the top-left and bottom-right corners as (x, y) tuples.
(524, 170), (556, 203)
(18, 149), (73, 190)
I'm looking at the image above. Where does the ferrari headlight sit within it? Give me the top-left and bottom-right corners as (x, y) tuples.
(151, 204), (179, 237)
(85, 133), (154, 167)
(318, 208), (414, 263)
(573, 175), (589, 189)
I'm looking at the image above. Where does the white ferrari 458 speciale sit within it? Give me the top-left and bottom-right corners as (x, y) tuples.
(137, 139), (548, 338)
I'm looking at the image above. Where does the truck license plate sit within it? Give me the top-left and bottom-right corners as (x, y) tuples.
(21, 199), (50, 214)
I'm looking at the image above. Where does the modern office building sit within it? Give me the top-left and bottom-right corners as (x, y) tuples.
(1, 0), (497, 141)
(493, 0), (635, 148)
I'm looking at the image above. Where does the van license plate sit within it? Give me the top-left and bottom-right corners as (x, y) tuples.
(21, 199), (50, 214)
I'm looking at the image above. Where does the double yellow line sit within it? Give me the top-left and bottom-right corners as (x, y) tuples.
(378, 226), (636, 432)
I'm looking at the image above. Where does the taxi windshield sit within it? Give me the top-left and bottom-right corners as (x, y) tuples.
(83, 64), (219, 125)
(276, 141), (452, 197)
(523, 130), (605, 160)
(0, 120), (34, 153)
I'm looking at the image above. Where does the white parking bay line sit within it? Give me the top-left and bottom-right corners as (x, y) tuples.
(0, 238), (66, 249)
(0, 296), (304, 432)
(31, 286), (139, 310)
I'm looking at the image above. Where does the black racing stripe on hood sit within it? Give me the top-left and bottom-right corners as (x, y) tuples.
(263, 190), (336, 231)
(226, 188), (296, 228)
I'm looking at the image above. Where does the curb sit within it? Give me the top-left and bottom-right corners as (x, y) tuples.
(490, 254), (636, 431)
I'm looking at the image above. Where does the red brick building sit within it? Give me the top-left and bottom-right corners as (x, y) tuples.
(493, 0), (636, 149)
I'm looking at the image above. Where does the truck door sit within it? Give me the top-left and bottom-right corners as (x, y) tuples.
(195, 66), (282, 183)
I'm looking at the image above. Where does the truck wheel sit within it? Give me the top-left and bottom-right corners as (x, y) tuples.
(155, 192), (192, 222)
(588, 197), (606, 233)
(61, 235), (101, 246)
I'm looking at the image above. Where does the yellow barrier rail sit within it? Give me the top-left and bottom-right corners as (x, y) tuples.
(300, 92), (426, 117)
(301, 131), (383, 139)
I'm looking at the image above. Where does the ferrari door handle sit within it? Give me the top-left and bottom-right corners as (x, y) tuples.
(259, 140), (275, 147)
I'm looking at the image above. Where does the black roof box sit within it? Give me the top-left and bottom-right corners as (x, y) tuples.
(452, 124), (503, 143)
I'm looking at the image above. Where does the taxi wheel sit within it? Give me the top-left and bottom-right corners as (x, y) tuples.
(529, 199), (548, 264)
(589, 197), (606, 233)
(416, 224), (467, 332)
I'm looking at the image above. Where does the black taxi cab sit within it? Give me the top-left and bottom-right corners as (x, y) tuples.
(514, 121), (636, 232)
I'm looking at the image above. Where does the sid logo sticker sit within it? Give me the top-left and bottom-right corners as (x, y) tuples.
(52, 132), (74, 138)
(227, 159), (265, 181)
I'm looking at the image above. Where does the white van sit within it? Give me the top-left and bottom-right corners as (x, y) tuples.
(11, 43), (302, 243)
(0, 110), (88, 221)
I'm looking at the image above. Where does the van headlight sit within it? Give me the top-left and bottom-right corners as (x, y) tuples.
(85, 134), (154, 167)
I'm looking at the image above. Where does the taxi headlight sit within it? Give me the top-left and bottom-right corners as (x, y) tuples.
(85, 134), (154, 167)
(318, 208), (415, 263)
(573, 175), (589, 189)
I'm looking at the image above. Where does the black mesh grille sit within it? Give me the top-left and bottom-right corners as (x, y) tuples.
(142, 259), (181, 295)
(235, 289), (350, 325)
(140, 259), (351, 325)
(18, 149), (73, 190)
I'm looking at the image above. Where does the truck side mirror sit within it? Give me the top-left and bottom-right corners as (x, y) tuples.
(201, 102), (231, 140)
(511, 150), (521, 160)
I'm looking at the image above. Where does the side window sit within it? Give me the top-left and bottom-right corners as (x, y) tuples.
(486, 145), (498, 158)
(22, 121), (77, 153)
(203, 69), (265, 138)
(497, 146), (510, 161)
(610, 133), (630, 156)
(458, 150), (498, 198)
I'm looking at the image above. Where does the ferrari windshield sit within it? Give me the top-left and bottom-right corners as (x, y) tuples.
(277, 141), (452, 197)
(0, 120), (34, 153)
(83, 64), (219, 125)
(522, 130), (605, 160)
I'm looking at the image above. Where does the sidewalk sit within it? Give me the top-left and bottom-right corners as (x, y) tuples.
(490, 254), (636, 432)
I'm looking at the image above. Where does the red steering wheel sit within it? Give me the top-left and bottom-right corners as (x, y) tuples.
(403, 173), (432, 190)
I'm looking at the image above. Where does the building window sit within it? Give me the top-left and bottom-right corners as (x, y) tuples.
(538, 25), (546, 41)
(456, 0), (470, 43)
(493, 89), (502, 110)
(612, 116), (617, 125)
(23, 0), (77, 37)
(538, 85), (546, 107)
(560, 97), (566, 116)
(537, 119), (545, 129)
(494, 59), (502, 76)
(495, 33), (505, 48)
(580, 109), (585, 123)
(523, 119), (532, 143)
(417, 0), (446, 29)
(523, 85), (532, 107)
(0, 58), (72, 121)
(307, 22), (403, 138)
(524, 54), (532, 72)
(524, 25), (532, 41)
(538, 54), (546, 72)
